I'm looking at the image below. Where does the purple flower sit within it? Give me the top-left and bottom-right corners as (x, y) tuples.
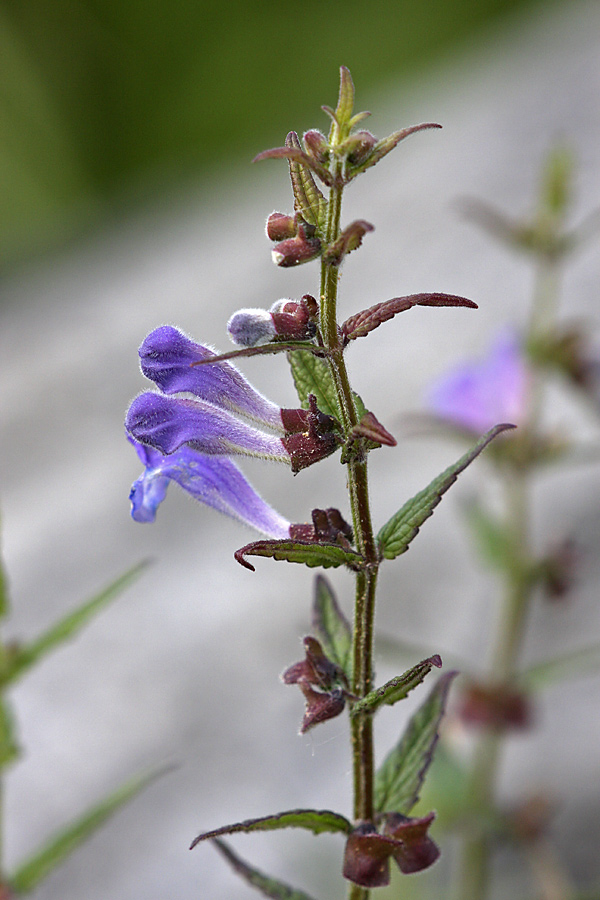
(427, 331), (528, 432)
(126, 326), (338, 473)
(128, 437), (291, 538)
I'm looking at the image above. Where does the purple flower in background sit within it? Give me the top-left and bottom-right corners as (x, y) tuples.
(128, 437), (291, 537)
(427, 331), (528, 432)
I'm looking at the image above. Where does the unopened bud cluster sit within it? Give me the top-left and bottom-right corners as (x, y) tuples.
(266, 212), (322, 268)
(227, 294), (318, 347)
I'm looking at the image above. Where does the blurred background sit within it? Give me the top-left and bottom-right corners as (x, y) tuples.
(1, 0), (599, 898)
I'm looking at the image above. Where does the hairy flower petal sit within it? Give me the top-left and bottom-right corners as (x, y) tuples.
(126, 392), (290, 462)
(139, 325), (284, 430)
(128, 438), (291, 537)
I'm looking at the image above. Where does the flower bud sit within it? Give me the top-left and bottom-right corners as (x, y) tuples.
(265, 211), (297, 241)
(227, 308), (276, 347)
(271, 234), (322, 267)
(303, 129), (329, 163)
(344, 130), (377, 165)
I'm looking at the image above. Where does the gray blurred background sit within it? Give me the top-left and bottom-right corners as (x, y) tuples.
(1, 0), (599, 898)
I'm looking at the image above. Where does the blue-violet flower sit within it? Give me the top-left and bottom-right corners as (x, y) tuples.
(128, 436), (291, 537)
(426, 331), (528, 432)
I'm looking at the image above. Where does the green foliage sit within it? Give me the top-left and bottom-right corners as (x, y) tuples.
(9, 769), (162, 893)
(235, 539), (364, 572)
(190, 809), (352, 850)
(350, 655), (442, 717)
(287, 351), (340, 419)
(377, 425), (512, 560)
(213, 839), (320, 900)
(374, 672), (457, 815)
(0, 561), (149, 688)
(521, 643), (600, 691)
(312, 575), (353, 677)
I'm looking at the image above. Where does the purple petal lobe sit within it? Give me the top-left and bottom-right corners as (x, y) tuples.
(127, 437), (290, 536)
(427, 331), (528, 432)
(139, 326), (283, 430)
(126, 392), (290, 462)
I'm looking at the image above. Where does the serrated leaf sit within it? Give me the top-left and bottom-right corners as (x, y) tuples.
(374, 671), (457, 815)
(235, 540), (364, 572)
(190, 809), (352, 850)
(341, 292), (477, 342)
(284, 132), (328, 228)
(287, 350), (340, 419)
(253, 143), (332, 187)
(350, 655), (442, 717)
(377, 425), (514, 560)
(521, 643), (600, 691)
(213, 839), (320, 900)
(1, 561), (149, 688)
(312, 575), (352, 677)
(9, 769), (161, 893)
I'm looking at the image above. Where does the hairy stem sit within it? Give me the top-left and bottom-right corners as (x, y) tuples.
(320, 154), (380, 899)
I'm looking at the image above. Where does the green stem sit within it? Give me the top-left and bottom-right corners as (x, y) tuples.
(320, 152), (379, 900)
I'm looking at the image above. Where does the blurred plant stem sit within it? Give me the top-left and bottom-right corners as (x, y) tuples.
(455, 187), (569, 900)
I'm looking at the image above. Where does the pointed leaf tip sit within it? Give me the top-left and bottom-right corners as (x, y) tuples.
(378, 424), (514, 560)
(191, 808), (352, 850)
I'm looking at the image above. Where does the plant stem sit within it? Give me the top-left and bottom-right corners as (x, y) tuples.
(455, 247), (560, 900)
(320, 157), (380, 900)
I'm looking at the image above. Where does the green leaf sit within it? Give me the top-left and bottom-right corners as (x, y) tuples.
(287, 350), (340, 420)
(235, 539), (364, 573)
(0, 700), (19, 769)
(521, 643), (600, 691)
(412, 740), (470, 829)
(311, 575), (352, 677)
(190, 809), (352, 850)
(377, 425), (513, 560)
(284, 132), (328, 227)
(9, 769), (162, 893)
(462, 502), (524, 575)
(374, 671), (457, 815)
(350, 655), (442, 717)
(212, 839), (320, 900)
(1, 561), (149, 688)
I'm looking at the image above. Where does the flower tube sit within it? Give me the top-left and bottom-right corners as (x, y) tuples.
(128, 437), (291, 538)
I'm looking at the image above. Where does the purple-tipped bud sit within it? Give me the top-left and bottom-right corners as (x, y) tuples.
(227, 308), (277, 347)
(227, 298), (316, 348)
(303, 129), (329, 163)
(265, 211), (297, 242)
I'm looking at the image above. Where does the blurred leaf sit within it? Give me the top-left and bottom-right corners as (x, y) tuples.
(350, 656), (442, 717)
(0, 700), (19, 769)
(462, 502), (524, 575)
(1, 561), (149, 688)
(312, 575), (352, 677)
(213, 839), (320, 900)
(190, 809), (352, 849)
(235, 540), (364, 572)
(8, 769), (161, 893)
(521, 644), (600, 691)
(377, 425), (513, 560)
(375, 672), (457, 815)
(287, 351), (340, 420)
(412, 740), (470, 828)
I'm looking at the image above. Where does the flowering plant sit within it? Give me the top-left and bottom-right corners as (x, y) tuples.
(124, 72), (599, 900)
